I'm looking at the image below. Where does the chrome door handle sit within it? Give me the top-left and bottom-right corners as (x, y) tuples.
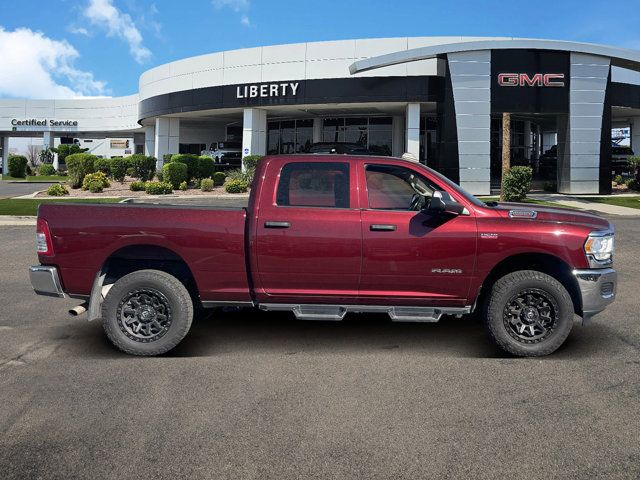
(370, 224), (397, 231)
(264, 221), (291, 228)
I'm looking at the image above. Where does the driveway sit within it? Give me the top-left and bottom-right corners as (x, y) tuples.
(0, 181), (51, 199)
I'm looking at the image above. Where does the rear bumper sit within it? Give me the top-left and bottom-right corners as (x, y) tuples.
(29, 265), (65, 298)
(573, 268), (617, 319)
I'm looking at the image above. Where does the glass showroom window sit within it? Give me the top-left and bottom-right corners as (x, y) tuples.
(267, 119), (314, 154)
(322, 117), (393, 154)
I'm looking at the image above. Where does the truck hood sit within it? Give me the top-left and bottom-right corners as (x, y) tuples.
(490, 202), (612, 232)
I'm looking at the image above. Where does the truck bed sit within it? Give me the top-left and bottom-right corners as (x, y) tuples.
(37, 203), (251, 302)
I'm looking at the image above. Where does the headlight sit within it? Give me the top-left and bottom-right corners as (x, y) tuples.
(584, 232), (614, 263)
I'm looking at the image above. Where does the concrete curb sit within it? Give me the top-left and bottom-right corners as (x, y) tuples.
(0, 216), (37, 226)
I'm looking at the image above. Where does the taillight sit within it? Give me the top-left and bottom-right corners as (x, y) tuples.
(36, 218), (53, 255)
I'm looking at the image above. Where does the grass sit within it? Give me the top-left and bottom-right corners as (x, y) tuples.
(0, 198), (123, 216)
(1, 175), (68, 182)
(585, 196), (640, 210)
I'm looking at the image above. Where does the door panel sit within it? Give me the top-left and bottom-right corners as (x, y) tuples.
(255, 159), (361, 302)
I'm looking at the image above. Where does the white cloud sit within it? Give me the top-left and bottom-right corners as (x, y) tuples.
(0, 27), (108, 99)
(213, 0), (252, 27)
(68, 25), (90, 36)
(83, 0), (151, 63)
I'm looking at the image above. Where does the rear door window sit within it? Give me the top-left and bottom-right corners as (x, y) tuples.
(276, 162), (350, 208)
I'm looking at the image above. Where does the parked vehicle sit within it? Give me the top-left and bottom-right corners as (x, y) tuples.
(307, 142), (372, 155)
(30, 155), (616, 357)
(200, 141), (242, 167)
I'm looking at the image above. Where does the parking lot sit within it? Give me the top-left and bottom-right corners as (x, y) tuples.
(1, 217), (639, 480)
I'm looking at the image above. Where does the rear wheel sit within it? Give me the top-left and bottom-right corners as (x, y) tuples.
(484, 270), (574, 357)
(102, 269), (193, 356)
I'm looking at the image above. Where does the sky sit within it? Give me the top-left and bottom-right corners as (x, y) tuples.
(0, 0), (639, 99)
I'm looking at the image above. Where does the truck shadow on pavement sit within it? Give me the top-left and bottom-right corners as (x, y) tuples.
(65, 308), (617, 360)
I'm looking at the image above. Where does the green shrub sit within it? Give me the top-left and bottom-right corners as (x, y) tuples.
(179, 181), (188, 191)
(129, 154), (157, 181)
(163, 153), (174, 164)
(54, 144), (88, 166)
(213, 171), (226, 186)
(162, 162), (188, 189)
(200, 178), (214, 192)
(110, 157), (128, 182)
(543, 181), (557, 192)
(242, 155), (262, 171)
(126, 167), (135, 176)
(130, 180), (146, 191)
(224, 179), (249, 193)
(7, 155), (28, 178)
(66, 153), (97, 188)
(26, 165), (34, 176)
(170, 154), (199, 180)
(501, 166), (533, 202)
(613, 174), (623, 185)
(624, 178), (639, 190)
(198, 156), (214, 179)
(38, 164), (56, 176)
(156, 170), (163, 182)
(226, 168), (252, 183)
(94, 158), (111, 176)
(145, 181), (173, 195)
(627, 156), (640, 175)
(86, 179), (105, 193)
(47, 184), (68, 196)
(82, 172), (110, 191)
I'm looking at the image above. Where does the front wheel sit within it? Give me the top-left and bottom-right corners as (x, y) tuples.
(484, 270), (574, 357)
(102, 269), (194, 356)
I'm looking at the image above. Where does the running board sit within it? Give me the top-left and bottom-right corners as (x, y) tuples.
(258, 304), (470, 322)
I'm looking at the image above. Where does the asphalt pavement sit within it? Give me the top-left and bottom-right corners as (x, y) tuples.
(0, 218), (639, 480)
(0, 181), (53, 199)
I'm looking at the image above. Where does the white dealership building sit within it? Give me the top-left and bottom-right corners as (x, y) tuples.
(2, 36), (640, 194)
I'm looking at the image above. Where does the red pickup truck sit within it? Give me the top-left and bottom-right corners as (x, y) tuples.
(29, 155), (617, 357)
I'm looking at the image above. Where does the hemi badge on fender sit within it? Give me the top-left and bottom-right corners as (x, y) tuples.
(508, 209), (538, 219)
(481, 233), (498, 239)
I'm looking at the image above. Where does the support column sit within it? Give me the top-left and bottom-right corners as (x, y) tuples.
(154, 118), (180, 169)
(559, 53), (610, 194)
(392, 115), (404, 158)
(242, 108), (267, 171)
(405, 103), (420, 158)
(631, 117), (640, 157)
(523, 120), (532, 160)
(144, 126), (155, 157)
(447, 50), (491, 195)
(1, 137), (9, 176)
(312, 118), (323, 143)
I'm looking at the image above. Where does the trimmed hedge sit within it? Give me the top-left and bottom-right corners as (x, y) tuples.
(200, 178), (214, 192)
(38, 164), (56, 176)
(213, 171), (226, 186)
(94, 158), (111, 176)
(66, 153), (97, 188)
(224, 179), (249, 193)
(145, 181), (174, 195)
(170, 154), (199, 180)
(242, 155), (262, 171)
(110, 157), (128, 182)
(7, 155), (28, 178)
(162, 162), (188, 189)
(502, 166), (533, 202)
(129, 154), (157, 181)
(47, 184), (68, 196)
(198, 156), (214, 179)
(130, 181), (146, 191)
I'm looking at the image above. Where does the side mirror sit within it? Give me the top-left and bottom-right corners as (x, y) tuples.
(426, 191), (467, 215)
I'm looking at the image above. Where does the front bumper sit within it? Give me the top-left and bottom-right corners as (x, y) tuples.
(573, 268), (617, 320)
(29, 265), (65, 298)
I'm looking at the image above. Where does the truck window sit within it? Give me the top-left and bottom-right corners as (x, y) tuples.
(276, 162), (350, 208)
(365, 164), (436, 211)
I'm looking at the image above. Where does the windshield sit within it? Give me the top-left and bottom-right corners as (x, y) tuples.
(413, 163), (487, 208)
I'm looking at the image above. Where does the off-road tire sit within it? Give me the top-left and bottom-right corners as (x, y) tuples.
(484, 270), (574, 357)
(102, 269), (193, 356)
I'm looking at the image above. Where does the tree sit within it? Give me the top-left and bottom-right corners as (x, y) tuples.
(53, 144), (88, 166)
(26, 144), (42, 167)
(500, 112), (511, 201)
(39, 147), (55, 165)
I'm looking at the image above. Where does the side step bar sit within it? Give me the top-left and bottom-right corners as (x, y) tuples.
(258, 304), (470, 323)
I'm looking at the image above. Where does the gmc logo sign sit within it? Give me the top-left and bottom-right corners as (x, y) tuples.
(498, 73), (565, 87)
